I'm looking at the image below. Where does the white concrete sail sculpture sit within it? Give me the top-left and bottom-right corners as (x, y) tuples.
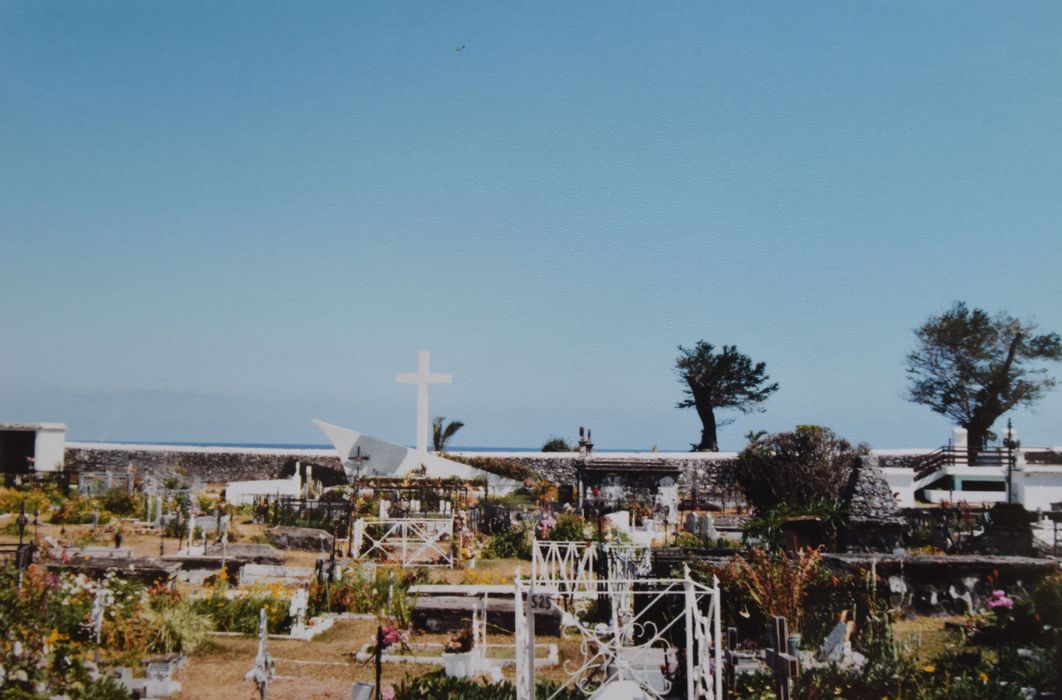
(312, 419), (522, 491)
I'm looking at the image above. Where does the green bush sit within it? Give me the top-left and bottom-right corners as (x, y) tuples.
(546, 513), (588, 541)
(193, 592), (291, 635)
(49, 497), (112, 525)
(313, 567), (427, 626)
(100, 488), (139, 517)
(0, 487), (60, 515)
(483, 526), (532, 560)
(541, 437), (571, 452)
(142, 599), (214, 654)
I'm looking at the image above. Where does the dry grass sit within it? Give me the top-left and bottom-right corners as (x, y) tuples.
(172, 616), (589, 698)
(174, 619), (441, 699)
(891, 614), (968, 662)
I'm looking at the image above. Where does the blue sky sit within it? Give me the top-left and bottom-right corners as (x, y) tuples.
(2, 2), (1061, 450)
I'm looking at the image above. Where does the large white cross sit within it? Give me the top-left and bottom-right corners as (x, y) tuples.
(395, 351), (452, 453)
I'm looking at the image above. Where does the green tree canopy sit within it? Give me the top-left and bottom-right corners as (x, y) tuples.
(734, 425), (865, 513)
(675, 341), (779, 451)
(906, 302), (1062, 456)
(541, 436), (572, 452)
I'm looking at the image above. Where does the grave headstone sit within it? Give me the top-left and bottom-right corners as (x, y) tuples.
(698, 513), (720, 540)
(764, 616), (800, 700)
(289, 588), (309, 636)
(245, 608), (274, 700)
(145, 657), (184, 698)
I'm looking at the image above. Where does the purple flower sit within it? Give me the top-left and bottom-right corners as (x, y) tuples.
(987, 590), (1014, 610)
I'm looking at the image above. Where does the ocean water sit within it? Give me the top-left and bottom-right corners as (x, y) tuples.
(76, 440), (652, 453)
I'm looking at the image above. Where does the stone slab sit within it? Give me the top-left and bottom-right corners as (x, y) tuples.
(48, 557), (181, 584)
(240, 563), (314, 586)
(412, 595), (561, 635)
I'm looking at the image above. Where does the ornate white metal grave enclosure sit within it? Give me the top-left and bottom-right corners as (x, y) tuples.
(351, 517), (454, 568)
(531, 540), (597, 598)
(531, 540), (652, 605)
(516, 565), (722, 700)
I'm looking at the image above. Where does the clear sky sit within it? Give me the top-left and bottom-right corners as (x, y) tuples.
(2, 2), (1061, 451)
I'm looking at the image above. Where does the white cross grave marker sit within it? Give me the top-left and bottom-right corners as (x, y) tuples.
(395, 350), (452, 453)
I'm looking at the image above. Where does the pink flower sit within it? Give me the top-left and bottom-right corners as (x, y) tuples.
(381, 685), (395, 700)
(987, 590), (1014, 610)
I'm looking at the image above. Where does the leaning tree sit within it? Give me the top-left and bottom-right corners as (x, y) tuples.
(906, 302), (1062, 460)
(675, 341), (779, 451)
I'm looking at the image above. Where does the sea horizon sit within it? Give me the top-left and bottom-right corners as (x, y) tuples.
(66, 439), (663, 453)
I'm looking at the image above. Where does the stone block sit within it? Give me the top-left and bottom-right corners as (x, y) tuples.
(266, 525), (335, 551)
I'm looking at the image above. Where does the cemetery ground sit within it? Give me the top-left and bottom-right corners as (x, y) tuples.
(2, 477), (1061, 700)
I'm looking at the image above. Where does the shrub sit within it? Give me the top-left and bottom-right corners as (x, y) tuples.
(49, 496), (112, 525)
(541, 437), (571, 452)
(725, 546), (822, 635)
(0, 487), (59, 516)
(142, 600), (213, 654)
(483, 526), (532, 560)
(733, 425), (866, 513)
(100, 488), (139, 517)
(743, 499), (848, 551)
(0, 565), (136, 698)
(672, 531), (739, 550)
(545, 513), (588, 541)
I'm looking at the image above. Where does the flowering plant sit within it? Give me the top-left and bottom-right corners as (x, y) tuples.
(987, 589), (1014, 610)
(367, 623), (411, 656)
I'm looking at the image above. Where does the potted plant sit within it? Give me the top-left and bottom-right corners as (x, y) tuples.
(441, 622), (475, 678)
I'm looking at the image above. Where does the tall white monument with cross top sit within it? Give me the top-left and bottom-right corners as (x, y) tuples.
(395, 351), (452, 453)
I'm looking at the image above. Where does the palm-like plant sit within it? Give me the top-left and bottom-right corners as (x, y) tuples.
(432, 416), (464, 452)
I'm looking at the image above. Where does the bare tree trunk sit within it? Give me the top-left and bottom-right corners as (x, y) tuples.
(694, 400), (719, 452)
(966, 419), (990, 465)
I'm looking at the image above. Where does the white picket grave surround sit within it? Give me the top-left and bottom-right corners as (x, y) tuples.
(351, 517), (454, 568)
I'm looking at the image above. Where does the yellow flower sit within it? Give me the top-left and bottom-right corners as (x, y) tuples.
(979, 671), (989, 683)
(45, 628), (60, 645)
(923, 664), (935, 673)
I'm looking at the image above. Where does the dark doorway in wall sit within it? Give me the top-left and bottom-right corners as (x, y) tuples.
(0, 430), (35, 483)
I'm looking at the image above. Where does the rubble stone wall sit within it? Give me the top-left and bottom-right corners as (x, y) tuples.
(63, 445), (735, 496)
(64, 447), (342, 485)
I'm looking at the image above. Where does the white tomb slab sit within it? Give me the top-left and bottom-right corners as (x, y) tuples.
(225, 471), (301, 506)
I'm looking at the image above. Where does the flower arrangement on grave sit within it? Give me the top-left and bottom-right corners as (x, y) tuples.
(365, 621), (412, 657)
(536, 513), (557, 540)
(443, 621), (474, 654)
(382, 624), (411, 651)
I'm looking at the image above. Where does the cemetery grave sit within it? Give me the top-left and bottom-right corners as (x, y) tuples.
(1, 424), (1061, 700)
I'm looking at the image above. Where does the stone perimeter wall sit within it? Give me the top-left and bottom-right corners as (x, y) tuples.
(477, 455), (733, 495)
(68, 445), (1059, 493)
(63, 446), (732, 494)
(64, 447), (342, 485)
